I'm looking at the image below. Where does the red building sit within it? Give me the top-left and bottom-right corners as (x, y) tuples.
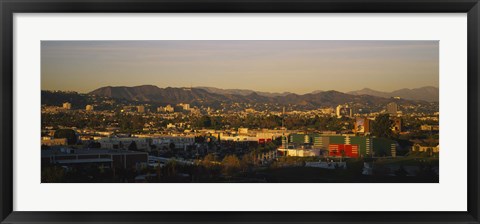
(258, 138), (272, 144)
(328, 144), (359, 158)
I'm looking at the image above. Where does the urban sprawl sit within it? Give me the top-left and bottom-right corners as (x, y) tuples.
(41, 90), (439, 183)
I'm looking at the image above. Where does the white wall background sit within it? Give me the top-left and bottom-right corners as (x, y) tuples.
(13, 13), (467, 211)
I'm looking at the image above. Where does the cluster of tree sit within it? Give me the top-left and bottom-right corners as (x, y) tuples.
(191, 114), (353, 131)
(42, 165), (124, 183)
(41, 91), (90, 109)
(41, 90), (124, 111)
(42, 112), (110, 130)
(42, 112), (155, 133)
(116, 113), (146, 132)
(371, 114), (394, 138)
(192, 115), (224, 129)
(371, 114), (439, 155)
(252, 141), (278, 153)
(271, 156), (318, 168)
(41, 166), (65, 183)
(53, 129), (78, 145)
(221, 155), (241, 177)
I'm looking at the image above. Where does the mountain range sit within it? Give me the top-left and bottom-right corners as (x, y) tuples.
(87, 85), (436, 108)
(195, 86), (293, 97)
(347, 86), (438, 102)
(196, 86), (438, 102)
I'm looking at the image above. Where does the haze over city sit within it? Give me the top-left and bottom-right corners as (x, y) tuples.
(41, 40), (439, 94)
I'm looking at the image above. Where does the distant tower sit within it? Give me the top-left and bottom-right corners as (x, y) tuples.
(386, 102), (398, 115)
(281, 106), (288, 149)
(392, 117), (402, 132)
(304, 135), (310, 144)
(336, 105), (342, 118)
(282, 135), (288, 149)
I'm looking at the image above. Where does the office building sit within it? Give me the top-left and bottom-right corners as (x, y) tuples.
(336, 104), (352, 118)
(386, 102), (398, 115)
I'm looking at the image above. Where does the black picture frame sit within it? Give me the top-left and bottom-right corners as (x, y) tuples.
(1, 0), (479, 223)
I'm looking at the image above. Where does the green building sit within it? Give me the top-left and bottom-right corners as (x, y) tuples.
(372, 137), (397, 157)
(287, 133), (397, 157)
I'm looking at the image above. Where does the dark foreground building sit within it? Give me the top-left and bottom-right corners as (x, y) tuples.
(41, 148), (148, 170)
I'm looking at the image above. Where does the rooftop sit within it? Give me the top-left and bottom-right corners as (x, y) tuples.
(56, 158), (113, 164)
(41, 148), (148, 157)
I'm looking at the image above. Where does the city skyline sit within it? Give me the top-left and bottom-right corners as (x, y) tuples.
(41, 40), (439, 94)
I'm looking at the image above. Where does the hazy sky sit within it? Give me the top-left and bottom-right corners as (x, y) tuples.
(41, 40), (439, 94)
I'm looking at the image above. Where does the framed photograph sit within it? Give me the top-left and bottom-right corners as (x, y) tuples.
(1, 0), (479, 223)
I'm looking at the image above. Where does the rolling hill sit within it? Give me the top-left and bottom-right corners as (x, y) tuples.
(87, 85), (424, 108)
(347, 86), (439, 102)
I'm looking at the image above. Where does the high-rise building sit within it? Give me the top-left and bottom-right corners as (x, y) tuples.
(85, 105), (94, 111)
(386, 102), (398, 115)
(336, 104), (352, 118)
(336, 105), (342, 117)
(62, 102), (71, 110)
(303, 135), (311, 144)
(354, 117), (371, 134)
(391, 117), (402, 133)
(137, 105), (145, 113)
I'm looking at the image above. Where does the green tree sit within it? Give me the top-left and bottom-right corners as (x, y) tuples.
(202, 154), (216, 168)
(264, 142), (277, 151)
(42, 166), (65, 183)
(53, 129), (78, 145)
(372, 114), (393, 138)
(240, 153), (254, 172)
(165, 160), (178, 177)
(222, 155), (241, 178)
(273, 136), (282, 147)
(194, 115), (212, 128)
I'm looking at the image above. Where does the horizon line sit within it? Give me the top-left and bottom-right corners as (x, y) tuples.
(41, 84), (440, 95)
